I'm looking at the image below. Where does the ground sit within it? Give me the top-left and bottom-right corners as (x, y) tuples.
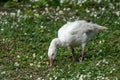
(0, 0), (120, 80)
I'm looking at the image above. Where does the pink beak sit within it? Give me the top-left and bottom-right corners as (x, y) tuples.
(50, 58), (53, 66)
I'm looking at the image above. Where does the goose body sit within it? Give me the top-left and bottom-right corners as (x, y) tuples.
(58, 20), (95, 47)
(48, 20), (107, 66)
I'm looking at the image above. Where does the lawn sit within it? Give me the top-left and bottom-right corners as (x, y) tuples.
(0, 0), (120, 80)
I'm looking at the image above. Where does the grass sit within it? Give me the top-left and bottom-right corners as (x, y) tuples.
(0, 0), (120, 80)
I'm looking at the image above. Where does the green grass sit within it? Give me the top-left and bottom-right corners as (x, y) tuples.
(0, 0), (120, 80)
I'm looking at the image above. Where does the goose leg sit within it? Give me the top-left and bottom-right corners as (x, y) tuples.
(71, 48), (76, 61)
(68, 47), (76, 61)
(80, 50), (85, 62)
(80, 43), (86, 62)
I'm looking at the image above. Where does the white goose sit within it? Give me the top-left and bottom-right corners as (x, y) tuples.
(48, 20), (107, 66)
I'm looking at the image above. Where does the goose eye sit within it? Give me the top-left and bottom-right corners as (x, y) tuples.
(52, 53), (54, 56)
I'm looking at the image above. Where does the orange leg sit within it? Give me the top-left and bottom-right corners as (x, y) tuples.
(80, 50), (86, 62)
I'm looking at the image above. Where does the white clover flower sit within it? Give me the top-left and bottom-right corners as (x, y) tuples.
(110, 70), (113, 74)
(54, 76), (58, 79)
(37, 62), (41, 67)
(77, 0), (82, 4)
(14, 62), (19, 67)
(94, 13), (97, 17)
(105, 77), (109, 80)
(102, 59), (108, 64)
(17, 9), (20, 16)
(99, 40), (105, 44)
(40, 26), (44, 28)
(103, 59), (106, 62)
(45, 7), (49, 13)
(55, 12), (59, 16)
(96, 75), (102, 79)
(99, 40), (102, 44)
(61, 78), (65, 80)
(85, 8), (90, 13)
(26, 55), (29, 58)
(67, 8), (71, 11)
(36, 77), (43, 80)
(30, 63), (33, 66)
(24, 33), (27, 35)
(37, 64), (40, 68)
(76, 10), (79, 12)
(33, 9), (37, 12)
(99, 49), (102, 53)
(102, 40), (105, 43)
(2, 38), (5, 42)
(40, 56), (43, 59)
(1, 71), (6, 74)
(83, 0), (87, 3)
(115, 77), (118, 80)
(115, 21), (118, 24)
(76, 72), (80, 78)
(45, 4), (48, 7)
(4, 20), (8, 24)
(1, 11), (7, 16)
(109, 3), (115, 9)
(34, 13), (39, 17)
(49, 77), (53, 80)
(33, 53), (36, 58)
(94, 0), (101, 3)
(79, 74), (84, 80)
(110, 68), (115, 73)
(101, 76), (105, 79)
(96, 61), (101, 66)
(10, 12), (16, 17)
(101, 7), (105, 11)
(87, 72), (92, 78)
(17, 55), (20, 58)
(23, 14), (27, 19)
(112, 68), (115, 71)
(60, 0), (65, 4)
(63, 18), (66, 22)
(90, 11), (97, 17)
(115, 11), (120, 16)
(30, 74), (33, 78)
(30, 0), (39, 2)
(63, 8), (66, 11)
(1, 28), (4, 31)
(56, 6), (60, 11)
(59, 10), (64, 14)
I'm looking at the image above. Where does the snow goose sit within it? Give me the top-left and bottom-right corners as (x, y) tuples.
(48, 20), (107, 66)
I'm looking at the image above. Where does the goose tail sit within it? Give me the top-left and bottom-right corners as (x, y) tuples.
(94, 24), (108, 31)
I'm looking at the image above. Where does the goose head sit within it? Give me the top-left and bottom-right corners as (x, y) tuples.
(48, 38), (60, 66)
(48, 48), (57, 66)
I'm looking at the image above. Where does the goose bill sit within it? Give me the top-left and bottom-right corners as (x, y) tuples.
(50, 58), (53, 66)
